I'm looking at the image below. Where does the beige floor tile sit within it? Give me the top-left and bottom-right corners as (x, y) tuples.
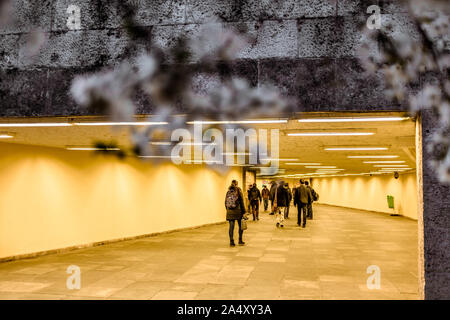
(0, 281), (52, 293)
(0, 204), (419, 300)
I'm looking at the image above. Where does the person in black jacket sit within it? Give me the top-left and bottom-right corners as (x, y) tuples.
(269, 181), (277, 215)
(273, 181), (289, 228)
(225, 180), (246, 247)
(284, 183), (292, 219)
(261, 185), (270, 211)
(305, 181), (315, 220)
(293, 179), (312, 228)
(248, 183), (262, 221)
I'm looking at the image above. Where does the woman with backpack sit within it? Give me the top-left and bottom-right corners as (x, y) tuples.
(225, 180), (247, 247)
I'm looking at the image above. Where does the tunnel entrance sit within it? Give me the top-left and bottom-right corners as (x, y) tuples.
(0, 111), (423, 299)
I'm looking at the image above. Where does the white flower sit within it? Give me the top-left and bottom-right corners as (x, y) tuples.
(0, 0), (13, 27)
(190, 20), (247, 61)
(434, 150), (450, 184)
(409, 85), (442, 112)
(383, 64), (408, 101)
(135, 54), (157, 81)
(21, 28), (47, 59)
(438, 101), (450, 126)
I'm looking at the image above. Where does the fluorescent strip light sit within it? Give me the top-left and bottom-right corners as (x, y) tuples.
(0, 134), (13, 139)
(363, 161), (406, 164)
(298, 117), (409, 123)
(260, 158), (299, 162)
(348, 155), (399, 159)
(288, 132), (374, 136)
(0, 123), (72, 127)
(222, 152), (252, 156)
(187, 120), (288, 125)
(317, 172), (342, 174)
(374, 165), (409, 167)
(325, 147), (388, 151)
(139, 155), (181, 159)
(285, 163), (322, 166)
(305, 166), (337, 169)
(67, 147), (120, 151)
(74, 122), (168, 126)
(0, 121), (168, 127)
(316, 171), (344, 173)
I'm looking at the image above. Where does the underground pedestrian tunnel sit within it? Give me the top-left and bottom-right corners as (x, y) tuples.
(0, 111), (422, 299)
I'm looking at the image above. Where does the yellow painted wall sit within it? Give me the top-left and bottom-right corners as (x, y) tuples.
(311, 173), (418, 220)
(0, 142), (242, 259)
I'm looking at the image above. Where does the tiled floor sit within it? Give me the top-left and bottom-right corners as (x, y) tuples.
(0, 204), (420, 300)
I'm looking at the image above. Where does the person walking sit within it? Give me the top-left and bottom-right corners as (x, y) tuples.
(231, 180), (244, 203)
(305, 181), (318, 220)
(273, 181), (289, 228)
(293, 179), (312, 228)
(248, 183), (262, 221)
(225, 181), (246, 247)
(284, 183), (292, 219)
(246, 184), (252, 213)
(269, 181), (277, 215)
(261, 185), (270, 212)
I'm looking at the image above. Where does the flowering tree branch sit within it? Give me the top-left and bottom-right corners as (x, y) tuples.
(359, 0), (450, 183)
(70, 2), (293, 163)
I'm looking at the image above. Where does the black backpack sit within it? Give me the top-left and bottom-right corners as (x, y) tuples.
(312, 189), (319, 201)
(225, 189), (239, 209)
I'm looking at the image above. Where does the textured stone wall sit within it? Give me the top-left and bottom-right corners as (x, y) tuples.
(0, 0), (449, 299)
(0, 0), (413, 116)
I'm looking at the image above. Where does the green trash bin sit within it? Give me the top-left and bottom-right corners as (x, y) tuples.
(387, 195), (394, 209)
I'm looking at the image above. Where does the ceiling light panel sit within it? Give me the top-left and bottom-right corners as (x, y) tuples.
(325, 147), (388, 151)
(287, 132), (374, 136)
(298, 117), (409, 123)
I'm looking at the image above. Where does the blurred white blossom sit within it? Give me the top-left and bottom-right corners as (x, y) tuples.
(190, 20), (247, 61)
(358, 0), (450, 183)
(20, 28), (47, 64)
(0, 0), (13, 27)
(70, 17), (292, 168)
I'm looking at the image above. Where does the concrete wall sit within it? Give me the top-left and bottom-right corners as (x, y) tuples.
(0, 0), (412, 116)
(0, 142), (241, 259)
(311, 173), (418, 219)
(0, 0), (449, 299)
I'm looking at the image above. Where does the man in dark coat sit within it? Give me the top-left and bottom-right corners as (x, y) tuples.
(293, 179), (312, 228)
(273, 181), (289, 228)
(248, 183), (262, 221)
(225, 180), (246, 246)
(305, 181), (316, 219)
(269, 181), (277, 215)
(284, 183), (292, 219)
(261, 185), (270, 211)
